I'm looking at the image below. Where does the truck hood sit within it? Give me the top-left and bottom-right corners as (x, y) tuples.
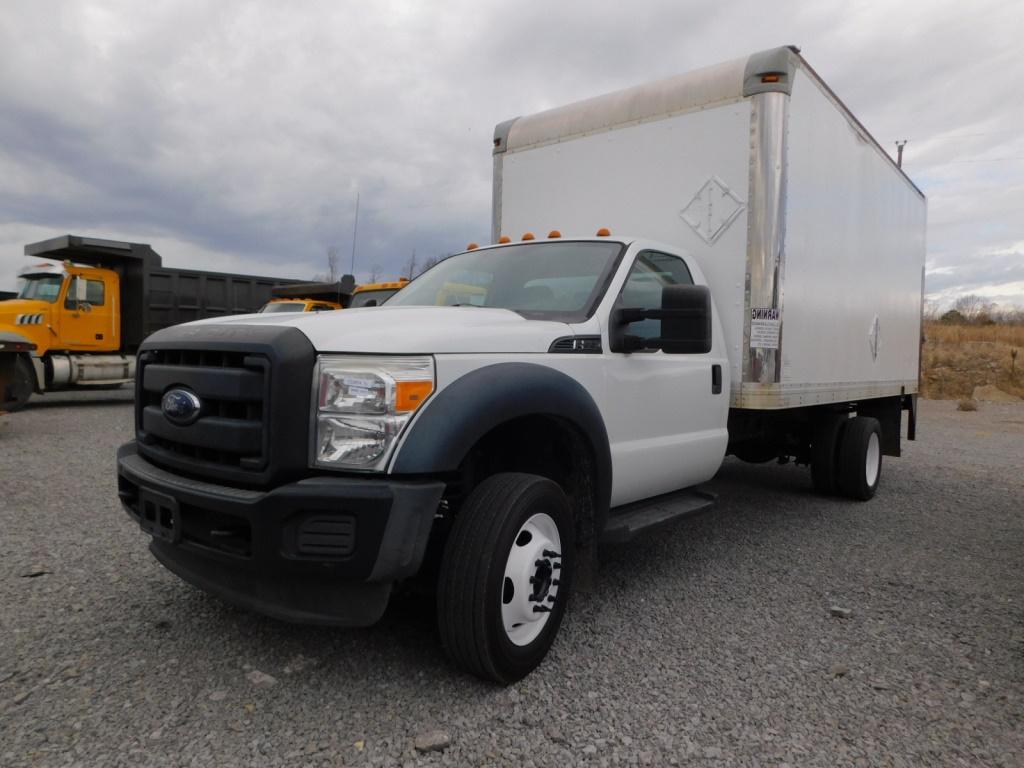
(187, 306), (574, 354)
(0, 298), (52, 320)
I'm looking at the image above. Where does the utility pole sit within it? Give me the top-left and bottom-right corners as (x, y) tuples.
(895, 140), (908, 168)
(349, 192), (360, 274)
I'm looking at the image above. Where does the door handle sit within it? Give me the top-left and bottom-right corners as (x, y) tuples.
(711, 364), (722, 395)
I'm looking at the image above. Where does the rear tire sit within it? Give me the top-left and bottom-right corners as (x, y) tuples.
(1, 356), (34, 412)
(810, 413), (847, 495)
(837, 416), (882, 501)
(436, 473), (574, 684)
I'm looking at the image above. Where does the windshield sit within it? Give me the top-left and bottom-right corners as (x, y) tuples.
(350, 288), (399, 308)
(17, 275), (64, 303)
(387, 242), (624, 322)
(260, 302), (306, 313)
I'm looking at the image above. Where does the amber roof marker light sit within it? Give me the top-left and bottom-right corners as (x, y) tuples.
(498, 235), (511, 244)
(466, 242), (479, 250)
(596, 227), (611, 237)
(521, 232), (535, 241)
(548, 230), (562, 238)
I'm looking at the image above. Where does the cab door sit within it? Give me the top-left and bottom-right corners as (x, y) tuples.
(602, 249), (729, 506)
(60, 270), (118, 351)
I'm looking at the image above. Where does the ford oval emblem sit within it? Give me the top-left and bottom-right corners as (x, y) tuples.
(161, 388), (202, 426)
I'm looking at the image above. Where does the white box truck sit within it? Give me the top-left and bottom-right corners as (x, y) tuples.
(115, 46), (926, 684)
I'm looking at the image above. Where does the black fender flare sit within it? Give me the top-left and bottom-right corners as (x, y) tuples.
(392, 362), (612, 521)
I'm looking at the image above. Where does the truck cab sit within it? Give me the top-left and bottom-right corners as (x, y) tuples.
(117, 234), (731, 684)
(0, 261), (120, 356)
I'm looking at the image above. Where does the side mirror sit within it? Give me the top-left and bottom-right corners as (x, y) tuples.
(610, 284), (712, 354)
(659, 284), (712, 354)
(75, 277), (88, 302)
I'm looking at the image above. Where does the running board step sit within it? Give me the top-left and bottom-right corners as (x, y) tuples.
(601, 487), (717, 544)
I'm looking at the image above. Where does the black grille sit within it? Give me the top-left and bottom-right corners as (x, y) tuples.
(134, 324), (316, 488)
(139, 349), (269, 472)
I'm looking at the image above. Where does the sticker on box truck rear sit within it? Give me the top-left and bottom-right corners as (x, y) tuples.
(750, 308), (780, 349)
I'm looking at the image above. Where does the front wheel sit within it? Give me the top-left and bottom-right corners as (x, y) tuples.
(1, 356), (34, 412)
(436, 473), (574, 684)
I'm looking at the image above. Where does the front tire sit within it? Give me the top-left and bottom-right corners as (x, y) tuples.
(1, 356), (34, 412)
(837, 416), (882, 500)
(436, 473), (574, 684)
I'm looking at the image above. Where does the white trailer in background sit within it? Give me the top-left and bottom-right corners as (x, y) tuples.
(493, 45), (926, 414)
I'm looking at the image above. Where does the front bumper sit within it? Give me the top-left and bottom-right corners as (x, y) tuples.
(116, 442), (445, 626)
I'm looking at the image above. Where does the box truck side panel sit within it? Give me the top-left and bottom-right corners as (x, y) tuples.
(779, 68), (925, 398)
(498, 101), (752, 386)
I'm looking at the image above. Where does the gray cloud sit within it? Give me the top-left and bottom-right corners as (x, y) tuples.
(1, 0), (1022, 307)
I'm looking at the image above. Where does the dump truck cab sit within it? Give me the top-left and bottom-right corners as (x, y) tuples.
(0, 261), (120, 356)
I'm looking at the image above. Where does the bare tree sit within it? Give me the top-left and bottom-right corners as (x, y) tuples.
(953, 294), (996, 324)
(368, 264), (381, 283)
(418, 255), (440, 276)
(326, 246), (340, 282)
(405, 250), (418, 280)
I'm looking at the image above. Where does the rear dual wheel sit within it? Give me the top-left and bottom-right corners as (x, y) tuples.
(810, 414), (882, 501)
(436, 473), (574, 684)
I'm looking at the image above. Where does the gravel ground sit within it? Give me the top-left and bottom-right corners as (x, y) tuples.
(1, 392), (1022, 767)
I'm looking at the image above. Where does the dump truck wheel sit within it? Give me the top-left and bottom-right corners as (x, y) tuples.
(837, 417), (882, 501)
(810, 413), (847, 495)
(1, 356), (34, 412)
(437, 473), (573, 685)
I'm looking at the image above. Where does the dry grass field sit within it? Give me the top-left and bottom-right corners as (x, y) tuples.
(921, 321), (1024, 400)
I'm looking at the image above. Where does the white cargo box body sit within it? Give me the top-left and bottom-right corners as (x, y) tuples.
(493, 46), (926, 409)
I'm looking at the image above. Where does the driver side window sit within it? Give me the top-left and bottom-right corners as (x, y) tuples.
(64, 277), (105, 309)
(618, 251), (693, 340)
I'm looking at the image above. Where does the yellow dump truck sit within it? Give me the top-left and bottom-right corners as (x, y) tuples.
(0, 235), (304, 411)
(259, 277), (356, 314)
(259, 277), (409, 313)
(348, 279), (410, 307)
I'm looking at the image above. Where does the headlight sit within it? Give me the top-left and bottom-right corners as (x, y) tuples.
(312, 356), (434, 471)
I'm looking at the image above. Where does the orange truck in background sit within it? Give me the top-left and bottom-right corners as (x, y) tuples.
(259, 277), (410, 313)
(0, 235), (304, 411)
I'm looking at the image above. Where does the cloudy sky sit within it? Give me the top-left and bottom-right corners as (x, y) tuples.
(1, 0), (1022, 307)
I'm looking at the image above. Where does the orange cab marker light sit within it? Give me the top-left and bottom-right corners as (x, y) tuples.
(396, 380), (434, 412)
(522, 232), (535, 241)
(466, 242), (479, 250)
(596, 227), (611, 237)
(548, 230), (562, 238)
(498, 235), (511, 244)
(761, 73), (781, 83)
